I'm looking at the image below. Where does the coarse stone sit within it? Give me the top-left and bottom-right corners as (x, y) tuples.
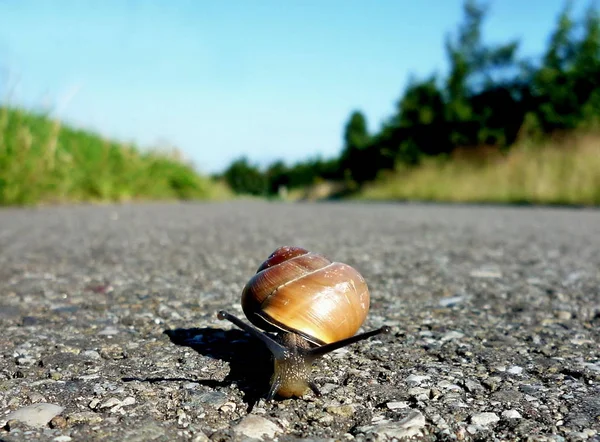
(3, 403), (64, 428)
(232, 415), (282, 440)
(471, 412), (500, 426)
(370, 410), (426, 440)
(502, 409), (523, 419)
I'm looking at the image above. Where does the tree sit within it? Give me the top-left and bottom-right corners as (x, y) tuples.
(222, 156), (266, 196)
(531, 1), (580, 131)
(444, 0), (521, 145)
(573, 2), (600, 123)
(265, 160), (289, 196)
(339, 110), (371, 183)
(393, 75), (450, 156)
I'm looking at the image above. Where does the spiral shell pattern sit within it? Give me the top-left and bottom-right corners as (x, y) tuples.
(241, 246), (370, 345)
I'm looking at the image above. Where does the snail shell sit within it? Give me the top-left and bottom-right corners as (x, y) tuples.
(241, 246), (370, 345)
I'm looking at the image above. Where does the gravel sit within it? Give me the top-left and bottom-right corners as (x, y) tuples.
(0, 200), (599, 441)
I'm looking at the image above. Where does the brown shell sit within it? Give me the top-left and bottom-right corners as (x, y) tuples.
(241, 246), (370, 345)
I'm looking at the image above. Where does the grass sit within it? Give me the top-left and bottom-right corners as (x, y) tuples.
(357, 131), (600, 206)
(0, 105), (233, 206)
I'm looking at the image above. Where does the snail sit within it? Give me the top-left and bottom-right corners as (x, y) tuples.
(218, 246), (390, 400)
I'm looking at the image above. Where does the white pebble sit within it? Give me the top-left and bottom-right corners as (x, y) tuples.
(4, 403), (64, 428)
(405, 374), (430, 384)
(372, 411), (426, 440)
(98, 327), (120, 336)
(82, 350), (101, 360)
(438, 296), (465, 307)
(471, 412), (500, 426)
(440, 331), (465, 342)
(398, 410), (426, 428)
(470, 269), (502, 278)
(502, 409), (522, 419)
(99, 397), (121, 409)
(16, 356), (37, 366)
(386, 401), (409, 410)
(89, 398), (100, 409)
(220, 402), (236, 413)
(233, 415), (282, 440)
(121, 397), (136, 406)
(507, 366), (523, 375)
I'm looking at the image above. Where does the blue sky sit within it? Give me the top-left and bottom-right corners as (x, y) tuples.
(0, 0), (589, 173)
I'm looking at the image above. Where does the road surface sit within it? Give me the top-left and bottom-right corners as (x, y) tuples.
(0, 201), (599, 441)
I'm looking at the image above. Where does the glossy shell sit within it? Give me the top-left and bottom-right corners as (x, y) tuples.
(241, 246), (370, 345)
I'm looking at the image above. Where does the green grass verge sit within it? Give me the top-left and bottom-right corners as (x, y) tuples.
(357, 132), (600, 206)
(0, 106), (232, 206)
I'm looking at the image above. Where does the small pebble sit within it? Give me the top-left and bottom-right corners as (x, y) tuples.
(438, 296), (465, 307)
(502, 409), (522, 419)
(121, 397), (136, 407)
(16, 356), (37, 366)
(28, 392), (46, 403)
(371, 410), (426, 439)
(318, 383), (338, 395)
(4, 403), (64, 428)
(408, 387), (430, 401)
(219, 402), (236, 413)
(89, 398), (100, 409)
(99, 345), (125, 359)
(554, 310), (572, 321)
(99, 398), (121, 409)
(398, 410), (426, 428)
(464, 379), (484, 393)
(438, 380), (462, 391)
(177, 409), (188, 427)
(325, 404), (355, 418)
(441, 331), (465, 342)
(471, 412), (500, 426)
(466, 425), (480, 434)
(507, 366), (523, 375)
(405, 374), (430, 384)
(386, 401), (410, 410)
(196, 391), (228, 408)
(569, 432), (589, 440)
(470, 269), (502, 279)
(232, 415), (282, 440)
(581, 362), (600, 372)
(49, 415), (68, 429)
(82, 350), (102, 360)
(98, 327), (120, 336)
(21, 316), (39, 326)
(483, 377), (502, 391)
(191, 431), (210, 442)
(67, 412), (103, 425)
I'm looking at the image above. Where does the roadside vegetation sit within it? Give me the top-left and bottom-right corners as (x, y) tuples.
(0, 106), (231, 206)
(358, 131), (600, 205)
(219, 0), (600, 206)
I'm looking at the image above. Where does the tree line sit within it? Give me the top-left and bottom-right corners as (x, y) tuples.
(220, 0), (600, 196)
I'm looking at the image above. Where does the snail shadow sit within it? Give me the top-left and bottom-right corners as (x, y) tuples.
(160, 326), (274, 410)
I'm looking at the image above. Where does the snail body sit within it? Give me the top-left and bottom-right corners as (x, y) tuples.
(218, 246), (390, 400)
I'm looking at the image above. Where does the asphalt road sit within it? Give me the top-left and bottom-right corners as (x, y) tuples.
(0, 201), (599, 441)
